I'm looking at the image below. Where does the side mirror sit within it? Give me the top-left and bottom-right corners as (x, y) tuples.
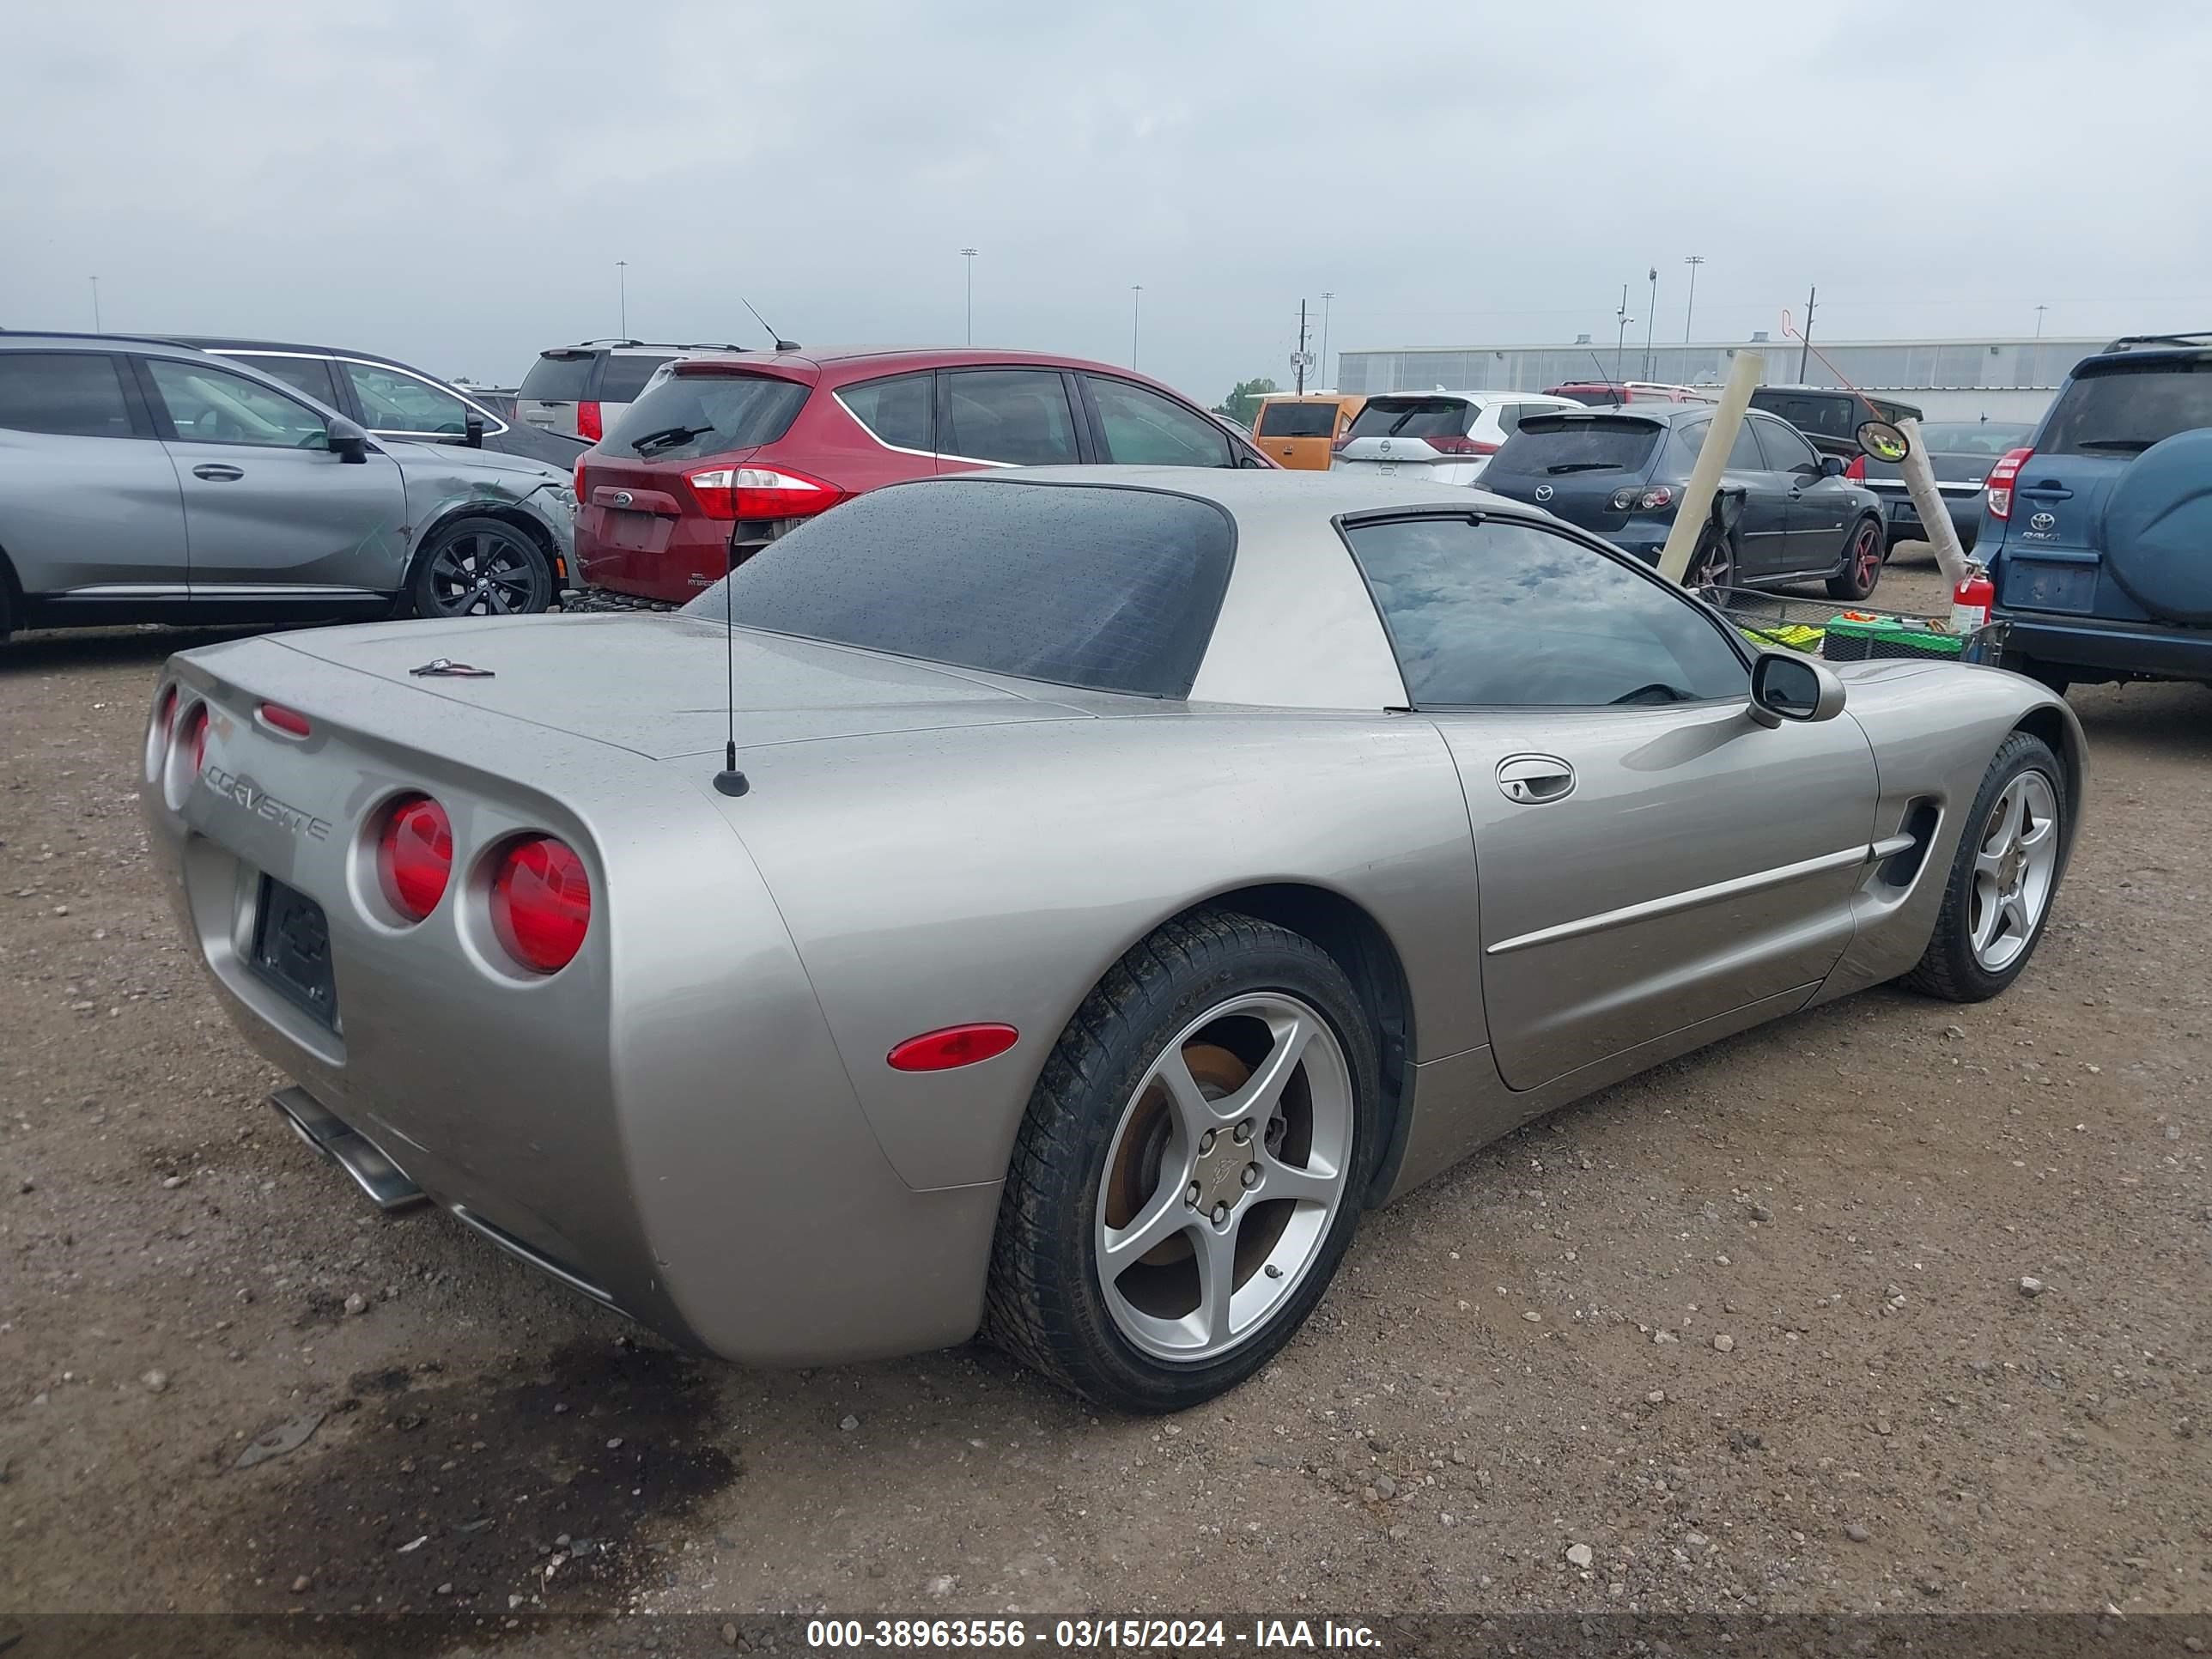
(464, 410), (486, 448)
(1818, 454), (1848, 478)
(325, 415), (370, 465)
(1749, 650), (1846, 726)
(1856, 419), (1910, 463)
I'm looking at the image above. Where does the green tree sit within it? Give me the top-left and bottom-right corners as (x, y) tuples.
(1212, 377), (1279, 429)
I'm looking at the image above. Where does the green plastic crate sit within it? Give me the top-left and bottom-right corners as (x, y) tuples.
(1818, 613), (1967, 663)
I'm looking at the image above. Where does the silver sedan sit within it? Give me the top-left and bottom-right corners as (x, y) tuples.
(142, 469), (2083, 1412)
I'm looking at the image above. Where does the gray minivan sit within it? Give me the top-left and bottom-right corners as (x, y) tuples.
(514, 339), (746, 443)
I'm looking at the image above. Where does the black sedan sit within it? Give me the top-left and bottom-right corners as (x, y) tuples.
(1856, 420), (2033, 552)
(1482, 404), (1890, 600)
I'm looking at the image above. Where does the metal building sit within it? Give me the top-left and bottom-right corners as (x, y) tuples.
(1335, 337), (2106, 423)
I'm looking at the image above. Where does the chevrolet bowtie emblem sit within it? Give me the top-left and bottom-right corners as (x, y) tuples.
(409, 658), (495, 678)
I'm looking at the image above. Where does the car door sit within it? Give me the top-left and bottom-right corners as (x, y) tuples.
(1696, 414), (1792, 575)
(1751, 415), (1849, 568)
(1079, 374), (1240, 468)
(1339, 512), (1880, 1091)
(137, 356), (411, 598)
(936, 368), (1085, 469)
(0, 349), (190, 599)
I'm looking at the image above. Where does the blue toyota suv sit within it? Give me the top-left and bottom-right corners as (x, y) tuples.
(1984, 333), (2212, 691)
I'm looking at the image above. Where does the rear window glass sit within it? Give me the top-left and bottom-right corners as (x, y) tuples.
(2039, 359), (2212, 458)
(681, 480), (1234, 698)
(1491, 416), (1662, 474)
(0, 352), (135, 438)
(603, 370), (809, 462)
(1256, 402), (1339, 438)
(518, 352), (594, 402)
(599, 354), (678, 403)
(1917, 422), (2033, 456)
(1346, 398), (1474, 440)
(1749, 392), (1855, 441)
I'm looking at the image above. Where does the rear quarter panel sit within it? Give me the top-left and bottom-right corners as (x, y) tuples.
(692, 708), (1486, 1193)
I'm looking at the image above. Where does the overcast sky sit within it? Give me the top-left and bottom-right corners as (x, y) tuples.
(5, 1), (2206, 406)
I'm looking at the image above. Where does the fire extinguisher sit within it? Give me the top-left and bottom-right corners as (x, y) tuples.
(1952, 563), (1995, 635)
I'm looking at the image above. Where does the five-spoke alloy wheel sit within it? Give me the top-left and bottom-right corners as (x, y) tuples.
(988, 911), (1380, 1413)
(1904, 731), (2069, 1002)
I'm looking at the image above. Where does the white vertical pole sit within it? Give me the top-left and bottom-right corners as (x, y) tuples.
(1656, 351), (1764, 586)
(1895, 416), (1972, 589)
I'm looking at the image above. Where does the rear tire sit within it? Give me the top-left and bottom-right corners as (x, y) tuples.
(986, 910), (1382, 1413)
(408, 516), (554, 619)
(1900, 732), (2066, 1003)
(1825, 517), (1885, 601)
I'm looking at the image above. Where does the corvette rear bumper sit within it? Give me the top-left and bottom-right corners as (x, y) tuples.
(142, 635), (1006, 1368)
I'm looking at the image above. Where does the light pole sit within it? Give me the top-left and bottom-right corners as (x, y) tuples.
(89, 276), (101, 331)
(1643, 266), (1657, 380)
(960, 248), (978, 344)
(1320, 291), (1334, 387)
(616, 260), (629, 337)
(1682, 254), (1705, 343)
(1130, 285), (1142, 368)
(2034, 303), (2048, 339)
(1614, 284), (1633, 383)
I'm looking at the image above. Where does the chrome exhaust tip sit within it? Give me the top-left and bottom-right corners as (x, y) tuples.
(269, 1086), (428, 1212)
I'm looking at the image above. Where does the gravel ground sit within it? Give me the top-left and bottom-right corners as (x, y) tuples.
(3, 560), (2208, 1639)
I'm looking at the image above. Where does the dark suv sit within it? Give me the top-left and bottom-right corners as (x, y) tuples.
(1983, 333), (2212, 690)
(1748, 386), (1923, 462)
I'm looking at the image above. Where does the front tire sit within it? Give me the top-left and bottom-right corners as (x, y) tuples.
(409, 516), (554, 619)
(1900, 732), (2066, 1002)
(986, 911), (1382, 1413)
(1826, 516), (1885, 601)
(1685, 522), (1736, 598)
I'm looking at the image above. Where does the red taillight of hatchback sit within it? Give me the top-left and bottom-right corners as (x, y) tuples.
(376, 795), (453, 922)
(490, 836), (591, 974)
(1419, 435), (1498, 457)
(682, 463), (847, 522)
(1844, 454), (1867, 482)
(1984, 447), (2034, 520)
(576, 400), (604, 442)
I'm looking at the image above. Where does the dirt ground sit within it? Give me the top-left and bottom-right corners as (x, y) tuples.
(3, 560), (2209, 1644)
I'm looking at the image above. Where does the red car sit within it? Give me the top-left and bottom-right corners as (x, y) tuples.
(574, 346), (1275, 604)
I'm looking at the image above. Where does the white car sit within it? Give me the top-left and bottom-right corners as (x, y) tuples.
(1331, 390), (1583, 486)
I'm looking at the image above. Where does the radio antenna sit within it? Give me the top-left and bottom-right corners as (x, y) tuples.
(711, 479), (749, 798)
(741, 297), (800, 354)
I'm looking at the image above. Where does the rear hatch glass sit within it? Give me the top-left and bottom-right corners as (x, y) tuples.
(601, 370), (810, 465)
(1256, 402), (1339, 438)
(1491, 415), (1662, 475)
(2040, 357), (2212, 457)
(518, 352), (594, 402)
(1345, 398), (1474, 441)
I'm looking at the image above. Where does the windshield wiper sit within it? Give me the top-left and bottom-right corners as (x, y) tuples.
(2074, 437), (2155, 452)
(1545, 461), (1618, 474)
(629, 423), (715, 455)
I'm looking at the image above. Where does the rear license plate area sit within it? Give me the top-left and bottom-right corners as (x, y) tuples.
(2004, 559), (2098, 614)
(250, 875), (339, 1029)
(604, 508), (664, 551)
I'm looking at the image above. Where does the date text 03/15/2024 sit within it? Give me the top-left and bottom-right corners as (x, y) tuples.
(804, 1618), (1382, 1650)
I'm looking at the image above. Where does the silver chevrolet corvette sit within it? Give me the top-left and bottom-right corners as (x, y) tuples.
(143, 469), (2083, 1412)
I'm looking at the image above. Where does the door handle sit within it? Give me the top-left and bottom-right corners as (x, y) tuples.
(191, 463), (244, 482)
(1788, 487), (1804, 499)
(1496, 753), (1576, 805)
(2020, 483), (2074, 500)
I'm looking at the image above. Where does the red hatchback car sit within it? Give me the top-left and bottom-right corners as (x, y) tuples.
(574, 346), (1274, 604)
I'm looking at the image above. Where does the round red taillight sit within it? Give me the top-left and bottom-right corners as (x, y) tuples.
(489, 836), (591, 974)
(376, 796), (453, 922)
(180, 702), (210, 776)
